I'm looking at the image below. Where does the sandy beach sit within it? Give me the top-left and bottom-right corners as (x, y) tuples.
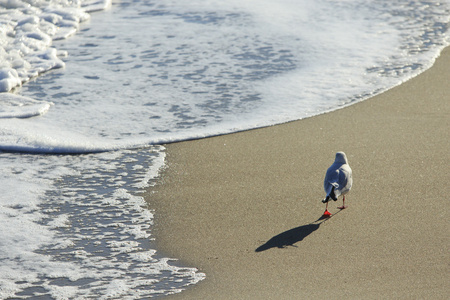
(147, 47), (449, 299)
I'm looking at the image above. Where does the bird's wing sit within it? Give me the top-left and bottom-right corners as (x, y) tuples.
(324, 163), (353, 198)
(324, 165), (340, 196)
(337, 164), (352, 195)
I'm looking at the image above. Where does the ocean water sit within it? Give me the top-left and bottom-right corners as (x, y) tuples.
(1, 0), (449, 298)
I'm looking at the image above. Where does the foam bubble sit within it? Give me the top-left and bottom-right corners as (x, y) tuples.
(0, 0), (108, 92)
(0, 93), (53, 118)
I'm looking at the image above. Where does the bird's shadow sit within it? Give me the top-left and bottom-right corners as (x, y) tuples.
(255, 210), (341, 252)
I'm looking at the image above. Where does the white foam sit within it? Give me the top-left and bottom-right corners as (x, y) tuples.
(0, 149), (204, 299)
(2, 0), (447, 153)
(0, 0), (105, 92)
(0, 118), (146, 153)
(0, 93), (52, 118)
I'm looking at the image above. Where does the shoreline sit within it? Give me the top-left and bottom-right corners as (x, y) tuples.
(147, 47), (449, 299)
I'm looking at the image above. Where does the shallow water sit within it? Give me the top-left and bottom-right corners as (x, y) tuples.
(4, 0), (449, 151)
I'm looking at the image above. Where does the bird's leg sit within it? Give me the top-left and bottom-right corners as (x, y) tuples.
(338, 196), (347, 209)
(322, 201), (332, 217)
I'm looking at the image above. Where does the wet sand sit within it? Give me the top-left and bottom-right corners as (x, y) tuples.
(148, 47), (449, 299)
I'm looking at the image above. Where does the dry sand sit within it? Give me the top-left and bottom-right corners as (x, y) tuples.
(147, 47), (450, 299)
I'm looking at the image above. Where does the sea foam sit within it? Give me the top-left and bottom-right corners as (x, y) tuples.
(4, 0), (449, 154)
(0, 0), (111, 93)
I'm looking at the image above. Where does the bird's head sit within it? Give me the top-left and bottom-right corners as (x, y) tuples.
(335, 151), (348, 164)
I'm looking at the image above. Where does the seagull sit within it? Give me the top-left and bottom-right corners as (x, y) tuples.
(322, 152), (353, 216)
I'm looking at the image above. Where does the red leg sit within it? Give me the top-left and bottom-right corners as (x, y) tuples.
(338, 196), (347, 209)
(323, 201), (332, 217)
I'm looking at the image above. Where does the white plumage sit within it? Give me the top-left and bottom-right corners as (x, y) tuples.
(322, 152), (352, 210)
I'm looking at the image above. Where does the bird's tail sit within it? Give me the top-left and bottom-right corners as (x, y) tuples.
(329, 185), (338, 201)
(323, 185), (337, 202)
